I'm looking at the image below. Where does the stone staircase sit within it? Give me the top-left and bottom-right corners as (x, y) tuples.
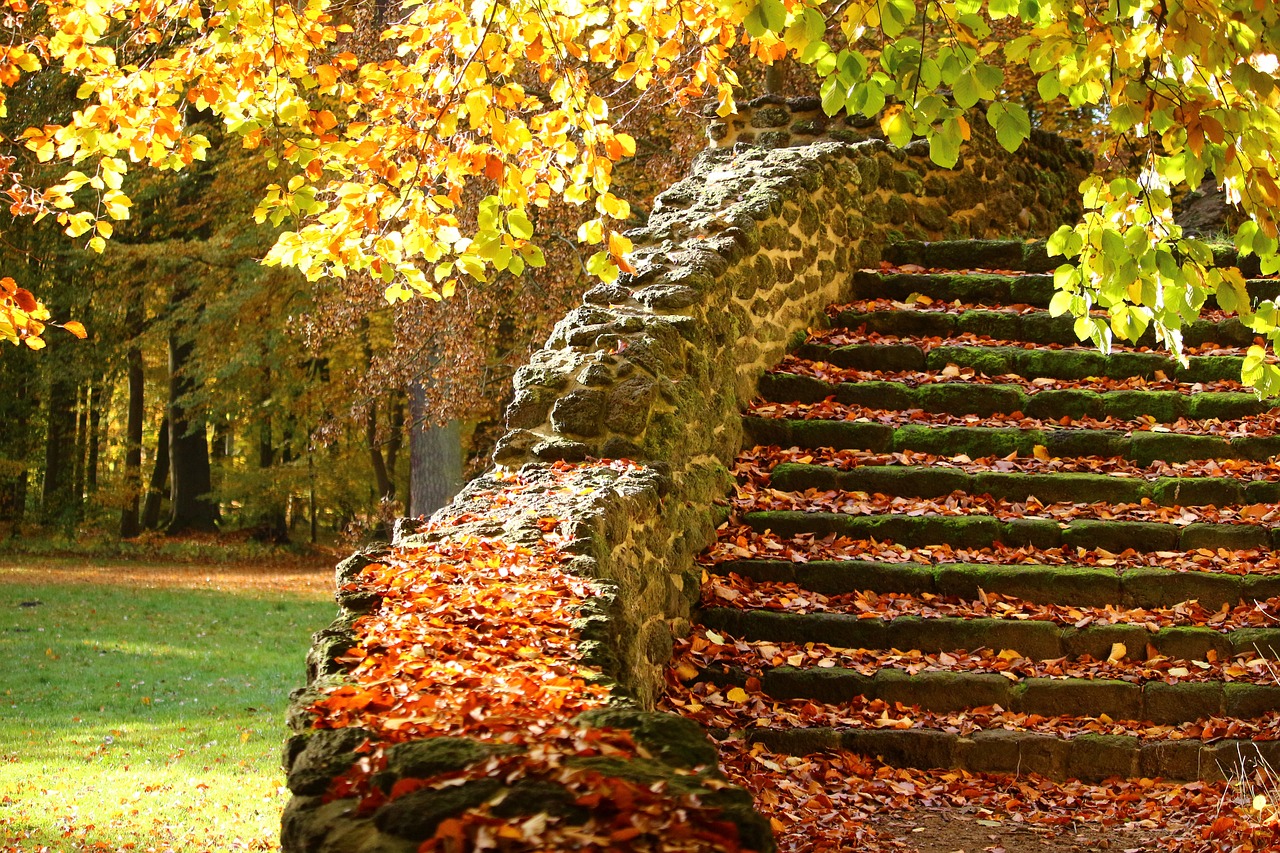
(673, 239), (1280, 788)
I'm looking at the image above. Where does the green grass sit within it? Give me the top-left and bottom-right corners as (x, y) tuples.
(0, 579), (335, 852)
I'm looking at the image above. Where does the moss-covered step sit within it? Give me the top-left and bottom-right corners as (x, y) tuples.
(882, 239), (1046, 272)
(754, 666), (1277, 726)
(829, 308), (1256, 351)
(709, 558), (1250, 610)
(739, 510), (1271, 554)
(760, 371), (1274, 423)
(746, 417), (1280, 465)
(795, 338), (1249, 387)
(849, 271), (1055, 306)
(698, 608), (1279, 663)
(746, 725), (1276, 782)
(768, 463), (1251, 508)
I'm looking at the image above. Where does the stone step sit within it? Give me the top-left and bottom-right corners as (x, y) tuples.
(699, 608), (1280, 663)
(881, 239), (1056, 272)
(880, 239), (1261, 278)
(793, 340), (1246, 385)
(767, 462), (1280, 507)
(743, 417), (1280, 465)
(742, 725), (1275, 782)
(709, 558), (1280, 610)
(850, 270), (1280, 309)
(703, 664), (1280, 727)
(829, 305), (1256, 350)
(740, 509), (1276, 553)
(759, 372), (1269, 421)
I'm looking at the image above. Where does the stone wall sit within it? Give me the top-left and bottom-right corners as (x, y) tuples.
(281, 97), (1091, 851)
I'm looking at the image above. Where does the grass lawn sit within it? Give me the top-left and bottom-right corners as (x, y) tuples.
(0, 556), (336, 852)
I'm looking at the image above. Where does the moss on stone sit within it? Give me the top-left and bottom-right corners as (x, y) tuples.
(1000, 276), (1053, 307)
(888, 615), (1064, 659)
(828, 343), (926, 371)
(835, 380), (916, 411)
(925, 345), (1017, 376)
(1121, 568), (1243, 610)
(873, 669), (1014, 712)
(1150, 478), (1243, 507)
(935, 563), (1121, 607)
(972, 471), (1145, 505)
(1102, 390), (1186, 422)
(1013, 348), (1108, 380)
(756, 372), (833, 405)
(914, 383), (1028, 417)
(1187, 393), (1272, 421)
(1100, 352), (1172, 381)
(834, 464), (971, 498)
(1130, 432), (1232, 466)
(922, 240), (1026, 270)
(1179, 355), (1244, 384)
(954, 310), (1023, 340)
(575, 708), (719, 769)
(797, 560), (938, 596)
(1043, 428), (1129, 459)
(1015, 678), (1142, 719)
(894, 424), (1041, 457)
(1023, 389), (1107, 420)
(1061, 519), (1178, 552)
(1179, 523), (1269, 552)
(1153, 625), (1233, 661)
(1019, 313), (1079, 344)
(783, 418), (896, 452)
(1230, 628), (1280, 658)
(762, 665), (875, 703)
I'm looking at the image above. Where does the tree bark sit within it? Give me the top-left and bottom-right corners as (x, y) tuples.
(119, 341), (145, 537)
(72, 383), (89, 514)
(141, 417), (170, 530)
(166, 318), (218, 534)
(408, 381), (463, 518)
(367, 401), (395, 502)
(87, 379), (105, 494)
(0, 352), (35, 526)
(41, 375), (77, 525)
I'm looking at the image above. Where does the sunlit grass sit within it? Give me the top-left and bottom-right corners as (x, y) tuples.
(0, 578), (334, 852)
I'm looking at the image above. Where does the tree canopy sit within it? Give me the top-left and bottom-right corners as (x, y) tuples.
(1, 0), (1280, 390)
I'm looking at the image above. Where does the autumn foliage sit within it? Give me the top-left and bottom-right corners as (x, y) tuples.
(302, 460), (766, 851)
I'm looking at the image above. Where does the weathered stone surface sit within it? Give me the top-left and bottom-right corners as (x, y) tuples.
(549, 389), (606, 437)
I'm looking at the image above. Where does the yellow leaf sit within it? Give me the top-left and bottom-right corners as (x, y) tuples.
(63, 321), (87, 339)
(726, 687), (749, 703)
(1032, 445), (1051, 461)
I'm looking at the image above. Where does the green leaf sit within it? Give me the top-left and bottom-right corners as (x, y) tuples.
(1037, 70), (1061, 102)
(820, 75), (844, 116)
(929, 117), (962, 168)
(760, 0), (786, 32)
(954, 70), (980, 108)
(987, 102), (1030, 152)
(507, 209), (534, 240)
(1048, 289), (1073, 317)
(883, 0), (915, 38)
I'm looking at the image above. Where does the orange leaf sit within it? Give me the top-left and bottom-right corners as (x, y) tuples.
(63, 320), (87, 339)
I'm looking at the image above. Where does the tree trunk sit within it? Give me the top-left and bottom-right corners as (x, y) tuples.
(72, 383), (89, 514)
(166, 320), (218, 534)
(41, 376), (77, 525)
(87, 379), (105, 494)
(0, 351), (35, 526)
(119, 342), (145, 537)
(367, 402), (395, 502)
(408, 381), (463, 518)
(141, 417), (170, 530)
